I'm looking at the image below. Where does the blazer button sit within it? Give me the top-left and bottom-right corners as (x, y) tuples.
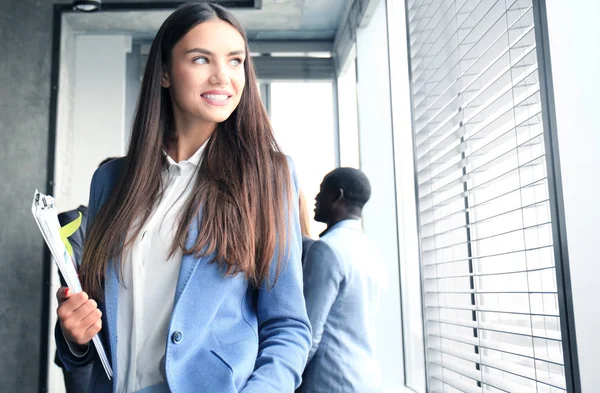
(171, 331), (183, 344)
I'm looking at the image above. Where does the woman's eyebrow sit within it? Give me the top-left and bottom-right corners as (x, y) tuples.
(184, 48), (246, 56)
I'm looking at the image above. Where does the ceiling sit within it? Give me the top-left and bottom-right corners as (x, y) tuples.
(64, 0), (348, 41)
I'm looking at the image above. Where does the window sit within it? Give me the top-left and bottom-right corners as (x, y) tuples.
(404, 0), (572, 392)
(269, 82), (336, 237)
(386, 0), (427, 390)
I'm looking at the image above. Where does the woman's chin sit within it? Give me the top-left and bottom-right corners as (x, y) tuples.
(197, 108), (234, 124)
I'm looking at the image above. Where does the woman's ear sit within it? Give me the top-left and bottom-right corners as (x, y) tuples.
(161, 70), (171, 88)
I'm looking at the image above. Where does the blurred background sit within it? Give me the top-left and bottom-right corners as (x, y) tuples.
(0, 0), (598, 392)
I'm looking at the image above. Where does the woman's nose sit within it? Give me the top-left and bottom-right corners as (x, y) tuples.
(209, 65), (230, 86)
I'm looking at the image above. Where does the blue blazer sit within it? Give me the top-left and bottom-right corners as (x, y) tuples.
(55, 157), (312, 393)
(299, 219), (386, 393)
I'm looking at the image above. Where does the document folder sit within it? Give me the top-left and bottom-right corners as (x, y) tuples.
(32, 190), (113, 380)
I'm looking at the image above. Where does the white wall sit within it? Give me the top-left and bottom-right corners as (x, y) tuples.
(66, 34), (130, 210)
(356, 0), (405, 390)
(544, 1), (600, 391)
(54, 20), (77, 214)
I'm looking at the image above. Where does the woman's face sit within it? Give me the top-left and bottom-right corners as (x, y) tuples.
(163, 19), (246, 126)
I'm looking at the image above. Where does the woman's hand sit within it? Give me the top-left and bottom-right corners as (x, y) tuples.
(56, 287), (102, 346)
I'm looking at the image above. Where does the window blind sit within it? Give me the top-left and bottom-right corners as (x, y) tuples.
(405, 0), (568, 392)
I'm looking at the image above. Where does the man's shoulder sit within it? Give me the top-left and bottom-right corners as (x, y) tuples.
(303, 238), (346, 281)
(94, 156), (126, 184)
(305, 238), (338, 260)
(57, 209), (81, 226)
(91, 157), (127, 201)
(302, 236), (315, 249)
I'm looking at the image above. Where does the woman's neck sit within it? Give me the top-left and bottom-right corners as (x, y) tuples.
(168, 116), (216, 162)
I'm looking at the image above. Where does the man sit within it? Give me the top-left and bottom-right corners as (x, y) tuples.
(298, 168), (386, 393)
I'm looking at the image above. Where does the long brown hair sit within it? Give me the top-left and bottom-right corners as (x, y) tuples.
(81, 2), (291, 299)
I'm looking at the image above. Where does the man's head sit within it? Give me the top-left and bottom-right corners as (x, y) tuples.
(314, 167), (371, 224)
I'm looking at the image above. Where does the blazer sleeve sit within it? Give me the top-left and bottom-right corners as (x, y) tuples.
(54, 169), (101, 370)
(239, 157), (312, 393)
(302, 240), (343, 363)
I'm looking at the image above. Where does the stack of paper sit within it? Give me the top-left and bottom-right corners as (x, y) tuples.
(32, 190), (113, 380)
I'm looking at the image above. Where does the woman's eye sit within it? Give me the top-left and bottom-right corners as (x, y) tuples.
(230, 58), (243, 66)
(193, 56), (208, 64)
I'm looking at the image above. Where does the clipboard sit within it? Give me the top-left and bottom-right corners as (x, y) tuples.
(31, 190), (113, 380)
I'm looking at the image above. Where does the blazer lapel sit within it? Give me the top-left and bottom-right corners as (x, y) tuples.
(172, 214), (233, 319)
(174, 216), (200, 305)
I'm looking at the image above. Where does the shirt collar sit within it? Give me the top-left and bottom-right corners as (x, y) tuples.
(163, 139), (209, 170)
(319, 218), (362, 237)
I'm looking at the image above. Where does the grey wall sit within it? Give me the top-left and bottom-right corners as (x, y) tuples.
(0, 0), (53, 391)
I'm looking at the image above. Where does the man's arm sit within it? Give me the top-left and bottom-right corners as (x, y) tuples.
(302, 240), (343, 363)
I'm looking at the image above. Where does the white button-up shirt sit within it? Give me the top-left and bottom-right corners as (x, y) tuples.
(116, 142), (207, 393)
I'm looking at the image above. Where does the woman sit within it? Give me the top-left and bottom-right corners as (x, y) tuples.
(54, 3), (311, 393)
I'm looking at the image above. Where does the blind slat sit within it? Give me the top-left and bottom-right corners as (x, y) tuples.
(420, 198), (548, 243)
(429, 359), (540, 393)
(429, 360), (482, 384)
(416, 71), (539, 167)
(430, 374), (483, 393)
(418, 154), (545, 215)
(427, 318), (562, 341)
(419, 177), (547, 228)
(422, 244), (553, 267)
(417, 109), (541, 187)
(420, 219), (551, 253)
(418, 136), (543, 207)
(429, 332), (565, 365)
(429, 346), (567, 390)
(425, 304), (559, 318)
